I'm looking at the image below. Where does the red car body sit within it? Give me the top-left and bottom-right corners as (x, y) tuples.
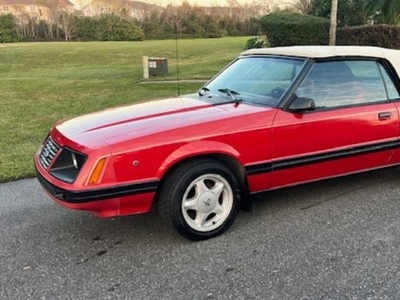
(34, 46), (400, 239)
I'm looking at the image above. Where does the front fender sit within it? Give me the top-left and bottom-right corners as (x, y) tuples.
(156, 140), (243, 178)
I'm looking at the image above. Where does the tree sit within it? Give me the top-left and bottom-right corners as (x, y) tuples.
(16, 14), (39, 40)
(364, 0), (400, 24)
(310, 0), (366, 27)
(35, 0), (65, 39)
(72, 15), (97, 40)
(141, 10), (163, 36)
(329, 0), (338, 45)
(202, 15), (223, 38)
(293, 0), (313, 14)
(0, 14), (22, 42)
(95, 14), (144, 41)
(59, 12), (74, 40)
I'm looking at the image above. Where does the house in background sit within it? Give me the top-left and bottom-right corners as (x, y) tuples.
(81, 0), (161, 19)
(0, 0), (75, 22)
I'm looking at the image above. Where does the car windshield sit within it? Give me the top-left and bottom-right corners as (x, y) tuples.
(201, 56), (306, 106)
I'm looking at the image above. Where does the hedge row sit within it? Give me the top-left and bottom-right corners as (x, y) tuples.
(260, 13), (400, 49)
(260, 13), (330, 46)
(337, 25), (400, 49)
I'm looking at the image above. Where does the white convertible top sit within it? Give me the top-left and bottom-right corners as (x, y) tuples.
(242, 46), (400, 78)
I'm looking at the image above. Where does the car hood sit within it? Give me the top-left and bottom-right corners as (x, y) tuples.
(53, 95), (273, 150)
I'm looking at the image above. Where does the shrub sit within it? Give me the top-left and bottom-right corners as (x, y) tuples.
(245, 36), (270, 50)
(0, 14), (22, 43)
(260, 13), (330, 47)
(72, 15), (97, 41)
(64, 14), (144, 42)
(202, 15), (224, 38)
(337, 25), (400, 49)
(95, 14), (144, 41)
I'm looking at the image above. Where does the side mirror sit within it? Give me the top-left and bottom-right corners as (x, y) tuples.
(288, 97), (316, 112)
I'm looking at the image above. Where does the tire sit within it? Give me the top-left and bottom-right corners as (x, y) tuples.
(158, 159), (240, 240)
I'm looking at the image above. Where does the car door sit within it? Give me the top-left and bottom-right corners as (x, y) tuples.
(270, 59), (400, 189)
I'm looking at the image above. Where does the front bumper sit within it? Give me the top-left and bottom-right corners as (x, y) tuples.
(34, 157), (159, 217)
(35, 165), (158, 204)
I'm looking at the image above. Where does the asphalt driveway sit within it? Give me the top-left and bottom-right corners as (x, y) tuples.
(1, 167), (400, 299)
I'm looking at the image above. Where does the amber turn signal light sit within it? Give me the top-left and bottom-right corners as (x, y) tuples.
(88, 157), (107, 185)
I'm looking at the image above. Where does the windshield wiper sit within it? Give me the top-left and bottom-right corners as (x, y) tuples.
(216, 88), (243, 105)
(218, 88), (240, 100)
(218, 89), (243, 104)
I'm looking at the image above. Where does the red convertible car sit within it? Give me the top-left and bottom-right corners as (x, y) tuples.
(35, 46), (400, 240)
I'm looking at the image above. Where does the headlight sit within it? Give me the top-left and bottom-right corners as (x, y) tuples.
(49, 148), (87, 183)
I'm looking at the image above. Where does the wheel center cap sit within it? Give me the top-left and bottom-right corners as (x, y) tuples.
(198, 192), (217, 213)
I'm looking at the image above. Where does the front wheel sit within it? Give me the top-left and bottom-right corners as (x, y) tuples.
(158, 159), (240, 240)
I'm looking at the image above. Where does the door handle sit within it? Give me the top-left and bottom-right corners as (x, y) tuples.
(378, 112), (392, 120)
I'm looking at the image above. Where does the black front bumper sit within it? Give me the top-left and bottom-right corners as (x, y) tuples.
(35, 165), (159, 204)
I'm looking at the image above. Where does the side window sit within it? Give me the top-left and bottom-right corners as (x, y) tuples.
(378, 64), (400, 100)
(294, 60), (390, 109)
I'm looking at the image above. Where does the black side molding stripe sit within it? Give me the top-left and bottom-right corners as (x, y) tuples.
(245, 140), (400, 176)
(36, 166), (159, 204)
(245, 162), (273, 175)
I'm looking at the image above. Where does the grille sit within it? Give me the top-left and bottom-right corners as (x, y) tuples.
(39, 136), (61, 170)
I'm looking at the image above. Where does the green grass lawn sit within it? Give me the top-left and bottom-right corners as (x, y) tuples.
(0, 37), (250, 182)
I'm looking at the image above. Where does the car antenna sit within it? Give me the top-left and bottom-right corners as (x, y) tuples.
(175, 22), (181, 96)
